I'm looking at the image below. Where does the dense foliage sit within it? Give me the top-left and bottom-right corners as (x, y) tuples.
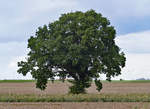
(18, 10), (126, 94)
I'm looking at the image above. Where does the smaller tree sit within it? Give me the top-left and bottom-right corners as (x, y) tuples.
(18, 10), (126, 94)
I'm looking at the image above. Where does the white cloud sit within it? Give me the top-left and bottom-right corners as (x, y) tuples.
(0, 41), (27, 56)
(0, 41), (32, 80)
(6, 56), (32, 80)
(116, 30), (150, 53)
(8, 56), (26, 68)
(113, 30), (150, 80)
(114, 53), (150, 80)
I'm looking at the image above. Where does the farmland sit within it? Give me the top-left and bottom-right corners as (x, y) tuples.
(0, 80), (150, 109)
(0, 80), (150, 95)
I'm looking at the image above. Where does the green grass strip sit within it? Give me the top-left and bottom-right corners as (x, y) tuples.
(0, 80), (35, 83)
(0, 93), (150, 102)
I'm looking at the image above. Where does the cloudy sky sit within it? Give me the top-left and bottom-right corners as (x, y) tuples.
(0, 0), (150, 80)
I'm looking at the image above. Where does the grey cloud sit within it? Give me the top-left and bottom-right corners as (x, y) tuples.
(1, 0), (150, 43)
(0, 0), (79, 42)
(79, 0), (150, 18)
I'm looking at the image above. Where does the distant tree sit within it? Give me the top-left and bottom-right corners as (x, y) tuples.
(136, 78), (146, 80)
(17, 10), (126, 94)
(120, 79), (123, 81)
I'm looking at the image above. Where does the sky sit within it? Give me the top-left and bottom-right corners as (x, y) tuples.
(0, 0), (150, 80)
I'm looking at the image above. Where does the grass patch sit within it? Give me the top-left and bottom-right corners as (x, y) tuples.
(0, 80), (36, 83)
(0, 93), (150, 102)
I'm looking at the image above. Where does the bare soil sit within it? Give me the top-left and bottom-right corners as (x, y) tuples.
(0, 82), (150, 95)
(0, 102), (150, 109)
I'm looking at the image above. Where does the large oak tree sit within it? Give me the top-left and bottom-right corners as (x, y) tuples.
(18, 10), (126, 94)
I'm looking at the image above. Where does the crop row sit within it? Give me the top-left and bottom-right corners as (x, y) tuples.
(0, 93), (150, 102)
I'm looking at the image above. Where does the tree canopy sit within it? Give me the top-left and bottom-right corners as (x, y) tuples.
(18, 10), (126, 94)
